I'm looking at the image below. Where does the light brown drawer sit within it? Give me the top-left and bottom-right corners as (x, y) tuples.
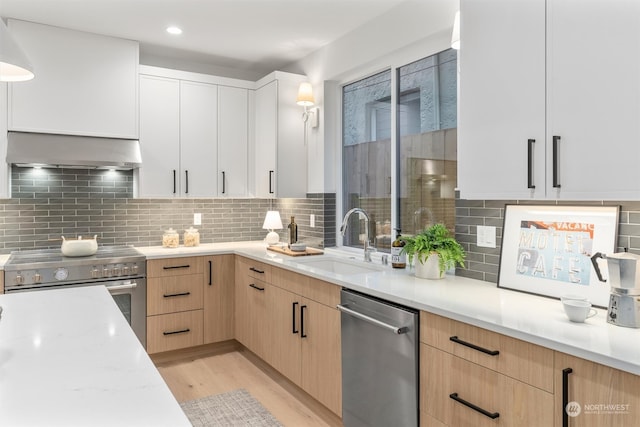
(147, 274), (203, 315)
(147, 310), (203, 354)
(236, 256), (272, 283)
(272, 267), (340, 307)
(147, 256), (203, 278)
(421, 312), (553, 392)
(421, 344), (553, 427)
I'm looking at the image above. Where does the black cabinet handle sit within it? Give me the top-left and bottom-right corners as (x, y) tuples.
(450, 336), (499, 356)
(221, 171), (226, 194)
(563, 368), (573, 426)
(269, 170), (274, 194)
(527, 139), (535, 189)
(172, 169), (176, 194)
(249, 267), (265, 274)
(163, 291), (191, 298)
(553, 135), (561, 188)
(292, 302), (299, 334)
(301, 305), (307, 338)
(449, 393), (499, 419)
(163, 328), (190, 336)
(249, 283), (265, 291)
(163, 265), (190, 270)
(208, 260), (212, 286)
(185, 170), (189, 194)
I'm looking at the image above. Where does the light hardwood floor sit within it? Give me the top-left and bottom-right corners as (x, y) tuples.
(154, 344), (343, 427)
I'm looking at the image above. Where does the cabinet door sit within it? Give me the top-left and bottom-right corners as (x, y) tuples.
(300, 298), (342, 416)
(547, 1), (640, 200)
(139, 75), (180, 197)
(0, 82), (8, 198)
(254, 81), (277, 197)
(8, 20), (138, 138)
(266, 285), (302, 384)
(180, 81), (218, 197)
(458, 0), (546, 200)
(554, 352), (640, 427)
(203, 255), (235, 344)
(234, 258), (269, 360)
(218, 86), (248, 197)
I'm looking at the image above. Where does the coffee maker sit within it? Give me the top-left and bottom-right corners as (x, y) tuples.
(591, 251), (640, 328)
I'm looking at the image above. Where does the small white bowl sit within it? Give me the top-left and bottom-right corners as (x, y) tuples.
(290, 243), (307, 252)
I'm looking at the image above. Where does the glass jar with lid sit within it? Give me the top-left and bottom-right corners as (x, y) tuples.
(183, 227), (200, 247)
(162, 228), (179, 248)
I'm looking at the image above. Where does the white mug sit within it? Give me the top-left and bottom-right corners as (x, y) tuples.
(563, 299), (597, 323)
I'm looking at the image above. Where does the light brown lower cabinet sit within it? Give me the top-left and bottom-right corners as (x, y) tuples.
(421, 344), (554, 427)
(203, 254), (235, 344)
(554, 352), (640, 427)
(147, 310), (204, 354)
(234, 257), (270, 361)
(0, 272), (4, 294)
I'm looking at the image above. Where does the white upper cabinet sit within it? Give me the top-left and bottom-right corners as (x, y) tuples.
(218, 86), (249, 197)
(8, 19), (138, 139)
(458, 0), (640, 200)
(138, 66), (253, 198)
(138, 75), (180, 197)
(180, 81), (218, 197)
(252, 72), (308, 198)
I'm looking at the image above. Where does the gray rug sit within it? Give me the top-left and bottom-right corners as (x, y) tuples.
(180, 388), (283, 427)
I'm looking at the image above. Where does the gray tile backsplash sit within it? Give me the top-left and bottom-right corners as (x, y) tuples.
(0, 167), (335, 253)
(455, 197), (638, 283)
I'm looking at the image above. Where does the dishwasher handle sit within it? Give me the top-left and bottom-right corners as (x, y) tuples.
(337, 304), (409, 334)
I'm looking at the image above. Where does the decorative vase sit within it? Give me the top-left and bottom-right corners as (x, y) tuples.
(414, 254), (443, 279)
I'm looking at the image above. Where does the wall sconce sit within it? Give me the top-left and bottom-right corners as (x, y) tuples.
(297, 82), (319, 128)
(0, 19), (35, 81)
(262, 210), (283, 245)
(451, 10), (460, 50)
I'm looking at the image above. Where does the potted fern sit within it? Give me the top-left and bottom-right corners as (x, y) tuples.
(400, 223), (465, 279)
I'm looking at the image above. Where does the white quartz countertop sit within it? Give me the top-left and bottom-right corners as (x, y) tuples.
(137, 241), (640, 376)
(0, 286), (190, 427)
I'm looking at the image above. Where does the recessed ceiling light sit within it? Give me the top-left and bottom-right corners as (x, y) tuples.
(166, 26), (182, 35)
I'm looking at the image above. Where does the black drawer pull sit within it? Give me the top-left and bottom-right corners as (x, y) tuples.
(527, 138), (535, 189)
(450, 336), (499, 356)
(208, 260), (212, 286)
(163, 328), (190, 336)
(553, 135), (561, 188)
(249, 267), (265, 274)
(562, 368), (573, 427)
(450, 393), (500, 419)
(163, 292), (191, 298)
(249, 283), (265, 291)
(301, 305), (307, 338)
(292, 302), (299, 334)
(163, 265), (190, 270)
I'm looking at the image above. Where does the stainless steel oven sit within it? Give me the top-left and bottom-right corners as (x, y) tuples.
(3, 246), (147, 347)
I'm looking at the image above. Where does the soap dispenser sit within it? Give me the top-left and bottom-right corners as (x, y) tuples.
(288, 216), (298, 246)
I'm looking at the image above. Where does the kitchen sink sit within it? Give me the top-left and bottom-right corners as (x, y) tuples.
(294, 257), (384, 275)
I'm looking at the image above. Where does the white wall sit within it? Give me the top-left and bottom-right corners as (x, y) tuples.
(284, 0), (458, 194)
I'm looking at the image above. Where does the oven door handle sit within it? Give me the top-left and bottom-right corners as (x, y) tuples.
(105, 281), (138, 292)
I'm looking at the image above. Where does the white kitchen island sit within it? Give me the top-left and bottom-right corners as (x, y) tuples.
(0, 286), (190, 427)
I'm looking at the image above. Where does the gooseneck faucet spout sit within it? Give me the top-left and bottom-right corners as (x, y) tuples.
(341, 208), (374, 262)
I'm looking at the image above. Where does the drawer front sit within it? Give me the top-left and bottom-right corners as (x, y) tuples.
(272, 267), (340, 307)
(421, 312), (553, 392)
(147, 310), (203, 354)
(147, 274), (203, 315)
(421, 344), (553, 427)
(147, 256), (203, 278)
(237, 256), (272, 283)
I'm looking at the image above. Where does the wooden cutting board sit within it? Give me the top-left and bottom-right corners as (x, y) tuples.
(267, 246), (324, 257)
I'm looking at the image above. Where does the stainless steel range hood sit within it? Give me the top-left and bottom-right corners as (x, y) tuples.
(6, 132), (142, 169)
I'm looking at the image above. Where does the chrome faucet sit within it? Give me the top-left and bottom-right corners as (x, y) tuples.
(340, 208), (375, 262)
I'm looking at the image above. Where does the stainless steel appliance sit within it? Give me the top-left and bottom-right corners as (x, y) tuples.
(3, 246), (147, 345)
(338, 288), (419, 427)
(591, 251), (640, 328)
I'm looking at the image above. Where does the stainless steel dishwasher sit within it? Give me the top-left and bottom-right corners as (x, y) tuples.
(338, 288), (419, 427)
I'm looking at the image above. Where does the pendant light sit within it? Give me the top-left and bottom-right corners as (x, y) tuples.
(0, 19), (35, 82)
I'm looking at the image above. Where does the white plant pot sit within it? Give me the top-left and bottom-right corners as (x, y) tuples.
(414, 254), (443, 280)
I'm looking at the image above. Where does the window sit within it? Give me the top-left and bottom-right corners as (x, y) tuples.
(342, 70), (392, 251)
(341, 49), (457, 252)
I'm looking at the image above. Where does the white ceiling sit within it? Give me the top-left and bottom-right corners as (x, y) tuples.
(0, 0), (408, 78)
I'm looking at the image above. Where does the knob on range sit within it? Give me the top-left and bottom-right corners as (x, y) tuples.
(33, 273), (42, 283)
(15, 274), (24, 285)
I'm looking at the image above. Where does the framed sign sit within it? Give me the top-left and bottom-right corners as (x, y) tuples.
(497, 204), (619, 308)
